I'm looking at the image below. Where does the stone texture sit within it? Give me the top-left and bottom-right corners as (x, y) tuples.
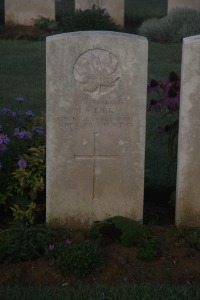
(5, 0), (55, 26)
(75, 0), (124, 27)
(168, 0), (200, 13)
(46, 31), (148, 229)
(176, 35), (200, 227)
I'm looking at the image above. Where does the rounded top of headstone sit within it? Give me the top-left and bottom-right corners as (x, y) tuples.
(73, 48), (120, 98)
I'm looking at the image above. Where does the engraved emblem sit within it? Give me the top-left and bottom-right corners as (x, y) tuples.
(73, 49), (120, 97)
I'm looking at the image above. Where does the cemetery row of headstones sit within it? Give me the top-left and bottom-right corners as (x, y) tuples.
(46, 31), (200, 229)
(4, 0), (200, 27)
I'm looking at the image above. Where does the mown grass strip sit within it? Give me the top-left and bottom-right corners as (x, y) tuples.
(0, 284), (200, 300)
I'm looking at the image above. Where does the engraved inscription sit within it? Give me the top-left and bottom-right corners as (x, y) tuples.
(74, 132), (117, 199)
(57, 115), (134, 128)
(73, 49), (120, 97)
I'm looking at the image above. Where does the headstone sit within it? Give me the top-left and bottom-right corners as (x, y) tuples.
(5, 0), (55, 26)
(168, 0), (200, 13)
(75, 0), (124, 27)
(176, 35), (200, 227)
(46, 31), (148, 229)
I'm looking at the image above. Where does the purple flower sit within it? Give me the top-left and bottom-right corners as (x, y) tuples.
(162, 87), (180, 111)
(0, 134), (10, 152)
(158, 125), (170, 134)
(168, 71), (179, 82)
(18, 158), (27, 169)
(147, 79), (161, 93)
(1, 108), (11, 115)
(13, 129), (32, 139)
(26, 110), (35, 117)
(16, 96), (25, 103)
(12, 112), (17, 118)
(32, 126), (45, 135)
(48, 244), (55, 251)
(66, 239), (72, 246)
(147, 99), (162, 112)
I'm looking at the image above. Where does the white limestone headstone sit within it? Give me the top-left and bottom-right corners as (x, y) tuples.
(176, 35), (200, 227)
(75, 0), (124, 27)
(168, 0), (200, 13)
(46, 31), (148, 229)
(5, 0), (55, 26)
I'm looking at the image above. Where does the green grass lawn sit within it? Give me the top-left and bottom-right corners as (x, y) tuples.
(0, 284), (200, 300)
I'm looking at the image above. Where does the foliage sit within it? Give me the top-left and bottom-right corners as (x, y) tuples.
(0, 222), (54, 265)
(89, 216), (160, 261)
(61, 6), (121, 32)
(177, 228), (200, 250)
(49, 241), (104, 277)
(35, 5), (121, 34)
(136, 236), (160, 261)
(34, 17), (61, 33)
(147, 71), (180, 164)
(139, 8), (200, 43)
(0, 100), (46, 223)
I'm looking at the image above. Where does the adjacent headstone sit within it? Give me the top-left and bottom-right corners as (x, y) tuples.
(176, 35), (200, 227)
(46, 31), (148, 229)
(5, 0), (55, 26)
(168, 0), (200, 13)
(75, 0), (124, 27)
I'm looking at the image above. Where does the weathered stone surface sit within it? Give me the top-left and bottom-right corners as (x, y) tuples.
(176, 35), (200, 227)
(168, 0), (200, 13)
(75, 0), (124, 27)
(5, 0), (55, 26)
(46, 31), (148, 229)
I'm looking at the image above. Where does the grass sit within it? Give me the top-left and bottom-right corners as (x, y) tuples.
(0, 41), (45, 113)
(0, 284), (200, 300)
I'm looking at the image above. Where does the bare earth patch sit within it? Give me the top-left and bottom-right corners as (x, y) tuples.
(1, 225), (200, 287)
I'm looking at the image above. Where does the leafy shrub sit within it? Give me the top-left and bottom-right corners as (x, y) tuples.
(0, 222), (54, 264)
(61, 6), (121, 32)
(0, 98), (46, 223)
(51, 242), (104, 277)
(177, 228), (200, 250)
(35, 17), (61, 33)
(89, 216), (152, 247)
(139, 8), (200, 43)
(89, 216), (160, 261)
(35, 6), (121, 34)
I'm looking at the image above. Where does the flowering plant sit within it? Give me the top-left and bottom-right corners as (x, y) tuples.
(0, 97), (46, 223)
(147, 71), (180, 163)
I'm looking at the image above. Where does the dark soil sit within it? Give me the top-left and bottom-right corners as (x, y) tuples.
(1, 225), (200, 287)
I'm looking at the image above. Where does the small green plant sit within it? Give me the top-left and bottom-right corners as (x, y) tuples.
(136, 237), (160, 261)
(0, 222), (54, 264)
(51, 241), (104, 277)
(139, 8), (200, 43)
(89, 216), (160, 261)
(177, 228), (200, 250)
